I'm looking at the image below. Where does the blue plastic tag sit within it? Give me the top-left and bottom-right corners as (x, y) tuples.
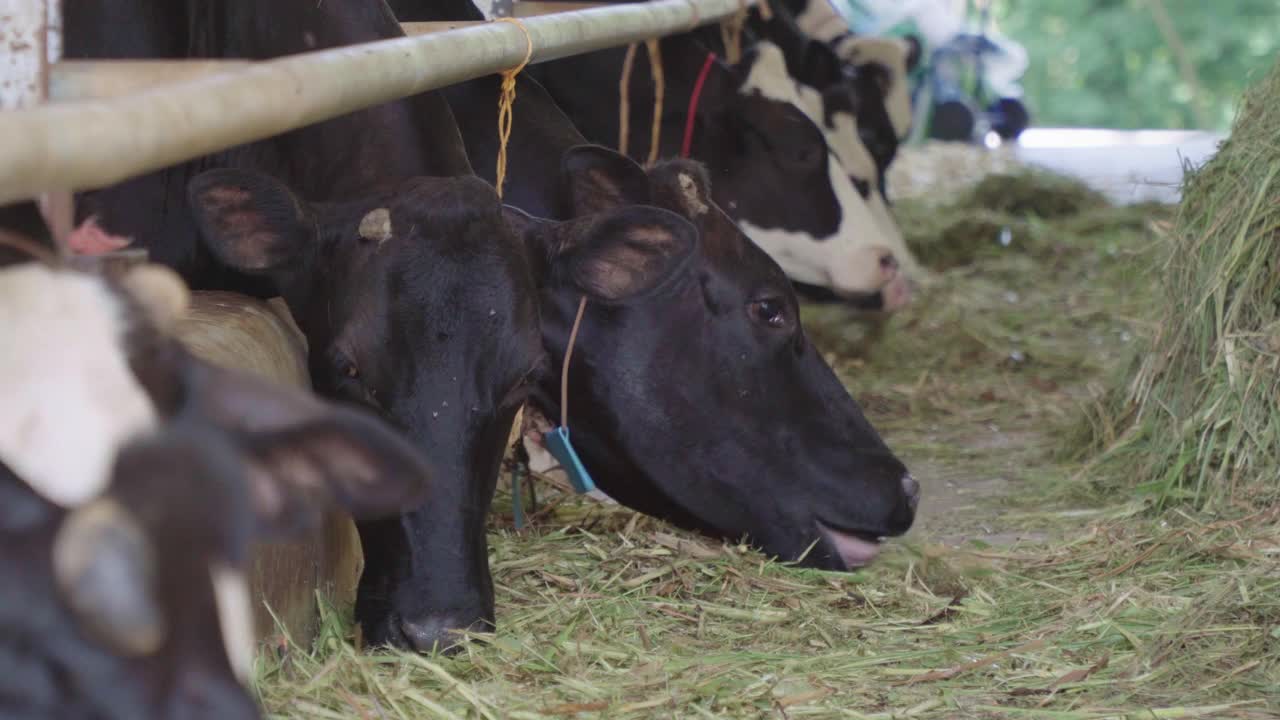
(543, 426), (597, 494)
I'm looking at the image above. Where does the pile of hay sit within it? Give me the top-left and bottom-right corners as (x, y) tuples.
(1081, 58), (1280, 509)
(894, 169), (1126, 270)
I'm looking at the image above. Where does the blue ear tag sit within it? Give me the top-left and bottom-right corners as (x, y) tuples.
(544, 426), (596, 494)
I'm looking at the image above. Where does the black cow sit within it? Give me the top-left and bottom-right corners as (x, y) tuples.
(392, 0), (922, 591)
(0, 260), (431, 719)
(64, 0), (538, 653)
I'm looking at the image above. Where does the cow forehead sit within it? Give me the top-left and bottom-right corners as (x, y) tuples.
(0, 265), (158, 507)
(738, 43), (875, 183)
(740, 43), (805, 107)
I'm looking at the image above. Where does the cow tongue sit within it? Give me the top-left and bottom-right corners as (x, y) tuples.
(818, 523), (881, 568)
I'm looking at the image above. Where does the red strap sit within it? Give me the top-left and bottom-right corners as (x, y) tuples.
(681, 52), (717, 159)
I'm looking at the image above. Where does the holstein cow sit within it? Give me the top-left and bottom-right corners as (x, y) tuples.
(391, 0), (923, 591)
(0, 259), (431, 718)
(756, 15), (923, 287)
(526, 27), (910, 310)
(64, 0), (541, 653)
(775, 0), (919, 144)
(686, 18), (922, 294)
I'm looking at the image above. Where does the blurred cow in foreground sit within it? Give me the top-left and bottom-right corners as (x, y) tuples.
(0, 250), (432, 719)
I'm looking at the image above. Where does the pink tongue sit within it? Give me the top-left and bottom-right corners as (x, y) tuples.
(825, 529), (881, 568)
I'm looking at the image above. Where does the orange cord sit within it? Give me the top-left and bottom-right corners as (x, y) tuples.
(493, 17), (533, 199)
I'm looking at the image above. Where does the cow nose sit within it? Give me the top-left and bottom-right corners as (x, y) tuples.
(879, 252), (899, 273)
(902, 474), (921, 511)
(399, 613), (490, 655)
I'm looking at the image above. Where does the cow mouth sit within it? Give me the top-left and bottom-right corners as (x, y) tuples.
(815, 520), (884, 569)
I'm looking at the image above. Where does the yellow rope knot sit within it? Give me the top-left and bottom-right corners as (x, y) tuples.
(493, 17), (533, 200)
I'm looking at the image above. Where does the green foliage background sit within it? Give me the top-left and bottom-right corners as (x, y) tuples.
(990, 0), (1279, 131)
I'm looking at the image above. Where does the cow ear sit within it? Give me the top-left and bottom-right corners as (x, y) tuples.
(544, 207), (697, 302)
(501, 204), (546, 241)
(184, 361), (431, 533)
(53, 498), (167, 657)
(188, 169), (315, 275)
(560, 145), (652, 216)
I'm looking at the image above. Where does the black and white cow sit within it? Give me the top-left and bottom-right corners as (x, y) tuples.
(0, 259), (432, 719)
(777, 0), (920, 144)
(525, 27), (911, 309)
(675, 6), (921, 295)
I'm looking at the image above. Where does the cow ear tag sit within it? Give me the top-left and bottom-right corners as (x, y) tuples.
(547, 295), (596, 495)
(544, 426), (596, 494)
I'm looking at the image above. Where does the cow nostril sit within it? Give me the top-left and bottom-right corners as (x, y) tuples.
(902, 474), (920, 510)
(879, 253), (898, 272)
(398, 614), (489, 655)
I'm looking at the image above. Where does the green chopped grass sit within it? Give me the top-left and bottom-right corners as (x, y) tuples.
(252, 121), (1280, 718)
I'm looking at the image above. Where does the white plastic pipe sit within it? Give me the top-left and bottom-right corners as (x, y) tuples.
(0, 0), (754, 205)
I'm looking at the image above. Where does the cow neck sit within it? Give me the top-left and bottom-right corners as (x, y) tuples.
(682, 51), (719, 158)
(511, 294), (593, 528)
(538, 296), (595, 495)
(558, 295), (587, 430)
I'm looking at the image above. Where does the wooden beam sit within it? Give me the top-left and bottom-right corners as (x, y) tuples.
(0, 0), (755, 205)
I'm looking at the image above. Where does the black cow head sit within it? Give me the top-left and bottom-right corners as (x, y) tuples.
(515, 147), (920, 571)
(188, 170), (543, 653)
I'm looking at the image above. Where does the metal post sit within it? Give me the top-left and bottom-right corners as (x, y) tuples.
(0, 0), (71, 250)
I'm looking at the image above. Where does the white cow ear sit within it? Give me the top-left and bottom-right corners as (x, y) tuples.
(53, 498), (167, 657)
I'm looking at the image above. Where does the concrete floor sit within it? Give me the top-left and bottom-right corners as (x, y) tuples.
(1011, 127), (1227, 205)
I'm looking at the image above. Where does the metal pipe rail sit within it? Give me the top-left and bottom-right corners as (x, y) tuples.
(0, 0), (753, 205)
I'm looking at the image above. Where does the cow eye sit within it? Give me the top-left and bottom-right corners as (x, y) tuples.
(328, 348), (384, 410)
(779, 141), (823, 173)
(748, 297), (788, 329)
